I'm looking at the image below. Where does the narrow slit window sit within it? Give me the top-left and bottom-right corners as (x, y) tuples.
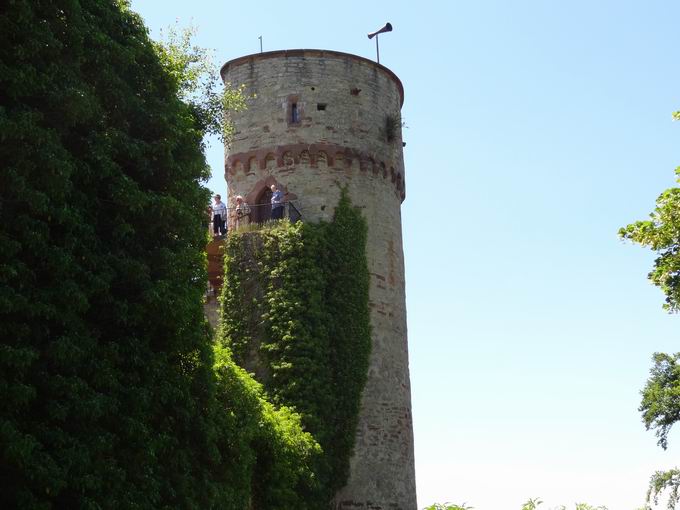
(317, 103), (327, 111)
(291, 103), (299, 123)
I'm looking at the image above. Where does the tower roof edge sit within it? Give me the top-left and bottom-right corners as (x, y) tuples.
(220, 49), (404, 107)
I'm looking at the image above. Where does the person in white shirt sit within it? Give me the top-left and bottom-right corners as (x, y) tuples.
(270, 184), (285, 220)
(212, 194), (227, 236)
(234, 195), (251, 229)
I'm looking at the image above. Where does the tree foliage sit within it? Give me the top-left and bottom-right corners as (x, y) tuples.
(619, 168), (680, 312)
(153, 22), (248, 143)
(211, 346), (320, 510)
(640, 353), (680, 451)
(645, 469), (680, 510)
(635, 353), (680, 510)
(0, 1), (315, 508)
(620, 116), (680, 508)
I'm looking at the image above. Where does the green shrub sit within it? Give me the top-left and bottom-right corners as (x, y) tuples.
(0, 1), (317, 508)
(0, 0), (216, 506)
(211, 345), (320, 510)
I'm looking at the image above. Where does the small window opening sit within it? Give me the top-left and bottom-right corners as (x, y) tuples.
(317, 103), (327, 111)
(291, 103), (299, 123)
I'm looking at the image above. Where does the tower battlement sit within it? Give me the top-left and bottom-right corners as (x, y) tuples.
(226, 143), (405, 201)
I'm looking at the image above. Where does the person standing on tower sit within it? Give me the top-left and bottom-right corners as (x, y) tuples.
(270, 184), (284, 220)
(212, 194), (227, 236)
(234, 195), (250, 229)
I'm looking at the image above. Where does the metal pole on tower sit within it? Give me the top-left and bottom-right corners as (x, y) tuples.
(367, 23), (392, 64)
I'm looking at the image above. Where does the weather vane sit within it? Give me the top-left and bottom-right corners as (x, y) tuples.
(367, 22), (392, 64)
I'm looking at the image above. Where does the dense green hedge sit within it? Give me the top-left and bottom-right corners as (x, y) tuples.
(219, 192), (372, 506)
(0, 1), (317, 508)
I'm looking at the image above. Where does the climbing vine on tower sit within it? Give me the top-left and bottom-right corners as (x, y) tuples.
(219, 191), (371, 505)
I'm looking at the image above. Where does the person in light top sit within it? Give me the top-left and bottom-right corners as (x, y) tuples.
(270, 184), (284, 220)
(212, 194), (227, 236)
(234, 195), (250, 228)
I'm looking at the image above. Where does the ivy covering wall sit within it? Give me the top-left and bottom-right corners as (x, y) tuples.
(219, 192), (372, 506)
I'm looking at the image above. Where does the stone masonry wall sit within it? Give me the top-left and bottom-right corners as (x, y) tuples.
(221, 50), (416, 510)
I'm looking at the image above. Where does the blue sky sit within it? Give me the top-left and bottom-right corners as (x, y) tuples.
(131, 1), (680, 508)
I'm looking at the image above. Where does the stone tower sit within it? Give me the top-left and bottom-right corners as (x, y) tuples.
(220, 49), (416, 510)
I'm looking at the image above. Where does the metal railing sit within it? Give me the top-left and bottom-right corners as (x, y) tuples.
(207, 201), (302, 236)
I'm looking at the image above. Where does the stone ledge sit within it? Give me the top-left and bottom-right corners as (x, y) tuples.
(220, 49), (404, 107)
(226, 143), (405, 201)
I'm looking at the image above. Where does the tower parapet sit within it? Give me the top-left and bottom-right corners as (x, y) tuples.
(221, 49), (416, 510)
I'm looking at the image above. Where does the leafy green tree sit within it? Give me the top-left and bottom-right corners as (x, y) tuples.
(0, 1), (214, 506)
(636, 353), (680, 510)
(620, 114), (680, 509)
(0, 1), (316, 508)
(640, 353), (680, 451)
(153, 22), (248, 143)
(619, 168), (680, 312)
(645, 469), (680, 510)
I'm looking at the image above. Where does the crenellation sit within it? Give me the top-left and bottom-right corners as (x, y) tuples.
(225, 144), (405, 200)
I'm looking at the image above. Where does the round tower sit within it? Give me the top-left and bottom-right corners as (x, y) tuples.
(221, 49), (415, 510)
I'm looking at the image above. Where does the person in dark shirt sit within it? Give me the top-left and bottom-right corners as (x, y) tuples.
(270, 184), (284, 220)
